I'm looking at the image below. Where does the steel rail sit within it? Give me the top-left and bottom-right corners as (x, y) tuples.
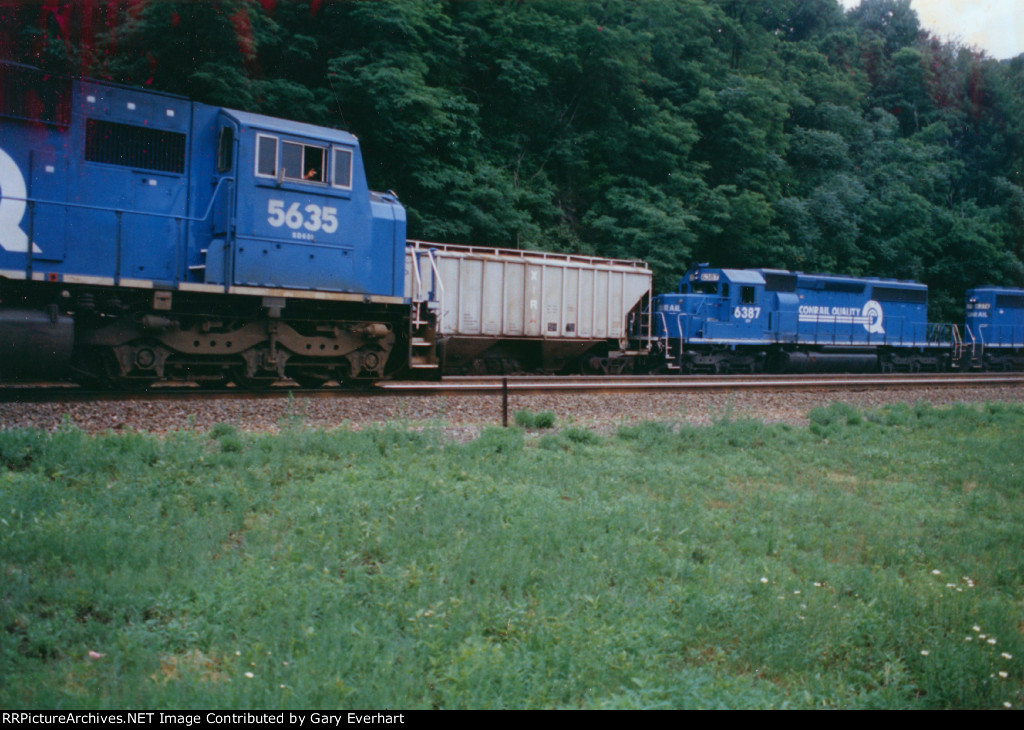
(381, 373), (1024, 395)
(1, 372), (1021, 403)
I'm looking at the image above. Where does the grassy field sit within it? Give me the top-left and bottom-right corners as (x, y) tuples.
(1, 401), (1022, 709)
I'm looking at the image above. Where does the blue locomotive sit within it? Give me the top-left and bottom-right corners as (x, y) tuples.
(964, 287), (1024, 371)
(0, 62), (416, 387)
(652, 263), (952, 373)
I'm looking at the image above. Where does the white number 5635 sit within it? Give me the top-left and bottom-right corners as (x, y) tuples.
(267, 199), (338, 234)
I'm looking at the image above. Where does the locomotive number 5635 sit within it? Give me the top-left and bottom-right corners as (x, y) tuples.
(266, 199), (339, 233)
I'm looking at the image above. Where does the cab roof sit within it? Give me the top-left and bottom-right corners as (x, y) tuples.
(224, 109), (359, 146)
(719, 269), (766, 285)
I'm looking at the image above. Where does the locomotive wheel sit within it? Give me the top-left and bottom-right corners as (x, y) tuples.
(112, 374), (158, 392)
(71, 347), (133, 390)
(289, 372), (331, 389)
(231, 367), (275, 390)
(204, 377), (232, 389)
(70, 348), (109, 389)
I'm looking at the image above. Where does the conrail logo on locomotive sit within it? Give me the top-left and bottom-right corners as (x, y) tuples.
(0, 146), (41, 254)
(798, 300), (885, 334)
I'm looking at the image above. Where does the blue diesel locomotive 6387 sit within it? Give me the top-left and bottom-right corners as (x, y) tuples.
(652, 263), (958, 373)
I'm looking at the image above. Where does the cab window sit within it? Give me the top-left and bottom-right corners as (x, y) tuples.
(281, 141), (326, 183)
(254, 134), (329, 184)
(255, 134), (277, 178)
(217, 126), (234, 172)
(332, 147), (353, 190)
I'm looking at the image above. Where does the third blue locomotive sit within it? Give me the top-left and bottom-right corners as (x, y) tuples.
(964, 287), (1024, 371)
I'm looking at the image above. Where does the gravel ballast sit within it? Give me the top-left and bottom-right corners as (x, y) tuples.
(1, 384), (1021, 440)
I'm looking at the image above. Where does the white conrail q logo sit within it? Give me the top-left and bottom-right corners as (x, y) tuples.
(861, 300), (885, 334)
(798, 300), (885, 334)
(0, 147), (41, 254)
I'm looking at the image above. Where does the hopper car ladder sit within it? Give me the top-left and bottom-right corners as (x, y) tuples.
(408, 247), (442, 372)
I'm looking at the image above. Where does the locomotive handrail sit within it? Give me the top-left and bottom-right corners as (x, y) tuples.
(979, 324), (1024, 347)
(6, 176), (236, 224)
(926, 322), (957, 346)
(795, 314), (931, 348)
(14, 178), (236, 285)
(652, 309), (676, 366)
(654, 310), (667, 343)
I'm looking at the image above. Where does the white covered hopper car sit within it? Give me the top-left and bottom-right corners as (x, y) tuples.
(405, 241), (653, 375)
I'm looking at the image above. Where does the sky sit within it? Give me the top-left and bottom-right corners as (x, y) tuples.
(839, 0), (1024, 59)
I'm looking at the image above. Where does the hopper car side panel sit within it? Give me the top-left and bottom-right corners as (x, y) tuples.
(405, 241), (653, 374)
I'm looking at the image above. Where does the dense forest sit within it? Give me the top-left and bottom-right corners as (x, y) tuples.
(2, 0), (1023, 319)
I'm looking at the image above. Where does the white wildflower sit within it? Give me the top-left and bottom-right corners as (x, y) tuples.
(921, 650), (930, 656)
(1001, 653), (1013, 660)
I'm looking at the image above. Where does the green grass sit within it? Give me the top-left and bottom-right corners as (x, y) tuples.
(513, 409), (557, 429)
(1, 402), (1022, 709)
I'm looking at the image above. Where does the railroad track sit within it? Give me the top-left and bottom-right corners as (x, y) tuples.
(384, 372), (1024, 394)
(2, 372), (1022, 403)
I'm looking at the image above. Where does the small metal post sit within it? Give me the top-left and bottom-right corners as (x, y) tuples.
(502, 377), (508, 427)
